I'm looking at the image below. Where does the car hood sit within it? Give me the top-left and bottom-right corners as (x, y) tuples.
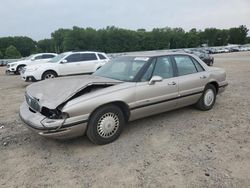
(9, 59), (28, 65)
(26, 60), (48, 65)
(26, 75), (122, 109)
(24, 61), (52, 68)
(31, 62), (61, 69)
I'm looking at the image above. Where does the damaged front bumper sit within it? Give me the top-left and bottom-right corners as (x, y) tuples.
(19, 102), (88, 139)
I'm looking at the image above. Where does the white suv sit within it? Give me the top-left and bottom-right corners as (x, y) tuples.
(6, 53), (57, 74)
(21, 51), (109, 82)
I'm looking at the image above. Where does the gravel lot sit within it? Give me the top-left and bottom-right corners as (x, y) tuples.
(0, 52), (250, 188)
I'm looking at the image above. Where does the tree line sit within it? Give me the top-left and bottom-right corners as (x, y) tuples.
(0, 25), (249, 59)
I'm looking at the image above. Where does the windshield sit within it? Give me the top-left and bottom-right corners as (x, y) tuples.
(48, 53), (68, 63)
(93, 56), (149, 82)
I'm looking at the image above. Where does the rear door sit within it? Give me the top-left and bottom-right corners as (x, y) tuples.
(173, 55), (208, 107)
(132, 56), (179, 119)
(77, 53), (99, 74)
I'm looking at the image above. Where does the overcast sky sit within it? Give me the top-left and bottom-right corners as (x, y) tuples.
(0, 0), (249, 40)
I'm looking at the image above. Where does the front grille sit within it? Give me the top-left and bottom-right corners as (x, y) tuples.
(25, 93), (40, 112)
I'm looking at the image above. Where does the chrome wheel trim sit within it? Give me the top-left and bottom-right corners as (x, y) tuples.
(204, 89), (214, 106)
(44, 74), (55, 79)
(97, 112), (119, 138)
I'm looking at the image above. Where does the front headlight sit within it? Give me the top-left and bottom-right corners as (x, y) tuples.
(10, 63), (17, 67)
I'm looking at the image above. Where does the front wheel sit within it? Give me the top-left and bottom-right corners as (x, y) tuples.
(195, 84), (216, 111)
(15, 65), (25, 75)
(87, 104), (125, 145)
(42, 71), (57, 80)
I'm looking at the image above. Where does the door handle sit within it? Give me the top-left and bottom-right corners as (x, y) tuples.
(168, 81), (177, 85)
(200, 75), (207, 79)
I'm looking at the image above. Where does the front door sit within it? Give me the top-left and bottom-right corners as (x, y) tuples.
(130, 56), (179, 120)
(59, 53), (82, 75)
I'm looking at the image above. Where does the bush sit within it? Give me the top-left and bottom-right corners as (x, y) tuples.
(4, 45), (21, 59)
(0, 51), (3, 59)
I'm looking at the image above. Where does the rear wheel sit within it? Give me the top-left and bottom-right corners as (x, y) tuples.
(87, 104), (125, 145)
(42, 71), (57, 80)
(195, 84), (216, 111)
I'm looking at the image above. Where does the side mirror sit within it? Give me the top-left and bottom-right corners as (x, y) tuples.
(148, 76), (163, 85)
(31, 58), (35, 61)
(60, 59), (67, 64)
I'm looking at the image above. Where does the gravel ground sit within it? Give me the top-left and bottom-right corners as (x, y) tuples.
(0, 52), (250, 188)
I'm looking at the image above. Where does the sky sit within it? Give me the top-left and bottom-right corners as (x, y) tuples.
(0, 0), (249, 41)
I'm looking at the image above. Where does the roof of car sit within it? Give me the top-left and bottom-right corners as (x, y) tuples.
(34, 53), (57, 55)
(123, 51), (192, 58)
(70, 51), (105, 54)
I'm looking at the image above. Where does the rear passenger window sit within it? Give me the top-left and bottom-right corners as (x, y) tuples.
(42, 54), (55, 59)
(174, 55), (198, 76)
(98, 53), (106, 60)
(192, 58), (204, 72)
(34, 55), (43, 60)
(80, 53), (98, 61)
(152, 56), (174, 79)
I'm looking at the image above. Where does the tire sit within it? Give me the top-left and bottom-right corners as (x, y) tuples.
(195, 84), (216, 111)
(42, 71), (57, 80)
(15, 65), (25, 75)
(87, 104), (125, 145)
(210, 60), (214, 66)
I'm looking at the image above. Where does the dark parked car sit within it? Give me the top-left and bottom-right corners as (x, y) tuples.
(184, 50), (214, 66)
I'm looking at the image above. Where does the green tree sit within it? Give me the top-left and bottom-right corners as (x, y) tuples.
(51, 28), (71, 53)
(200, 28), (219, 46)
(37, 39), (55, 52)
(214, 29), (228, 46)
(13, 37), (37, 56)
(169, 28), (186, 49)
(185, 28), (200, 48)
(228, 25), (249, 44)
(0, 36), (36, 57)
(5, 45), (21, 59)
(0, 51), (3, 59)
(247, 36), (250, 43)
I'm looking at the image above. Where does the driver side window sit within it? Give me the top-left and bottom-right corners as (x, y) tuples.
(65, 54), (81, 63)
(141, 56), (174, 81)
(152, 56), (174, 79)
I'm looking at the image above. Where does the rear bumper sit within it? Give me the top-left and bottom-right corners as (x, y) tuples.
(21, 75), (38, 82)
(19, 102), (88, 139)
